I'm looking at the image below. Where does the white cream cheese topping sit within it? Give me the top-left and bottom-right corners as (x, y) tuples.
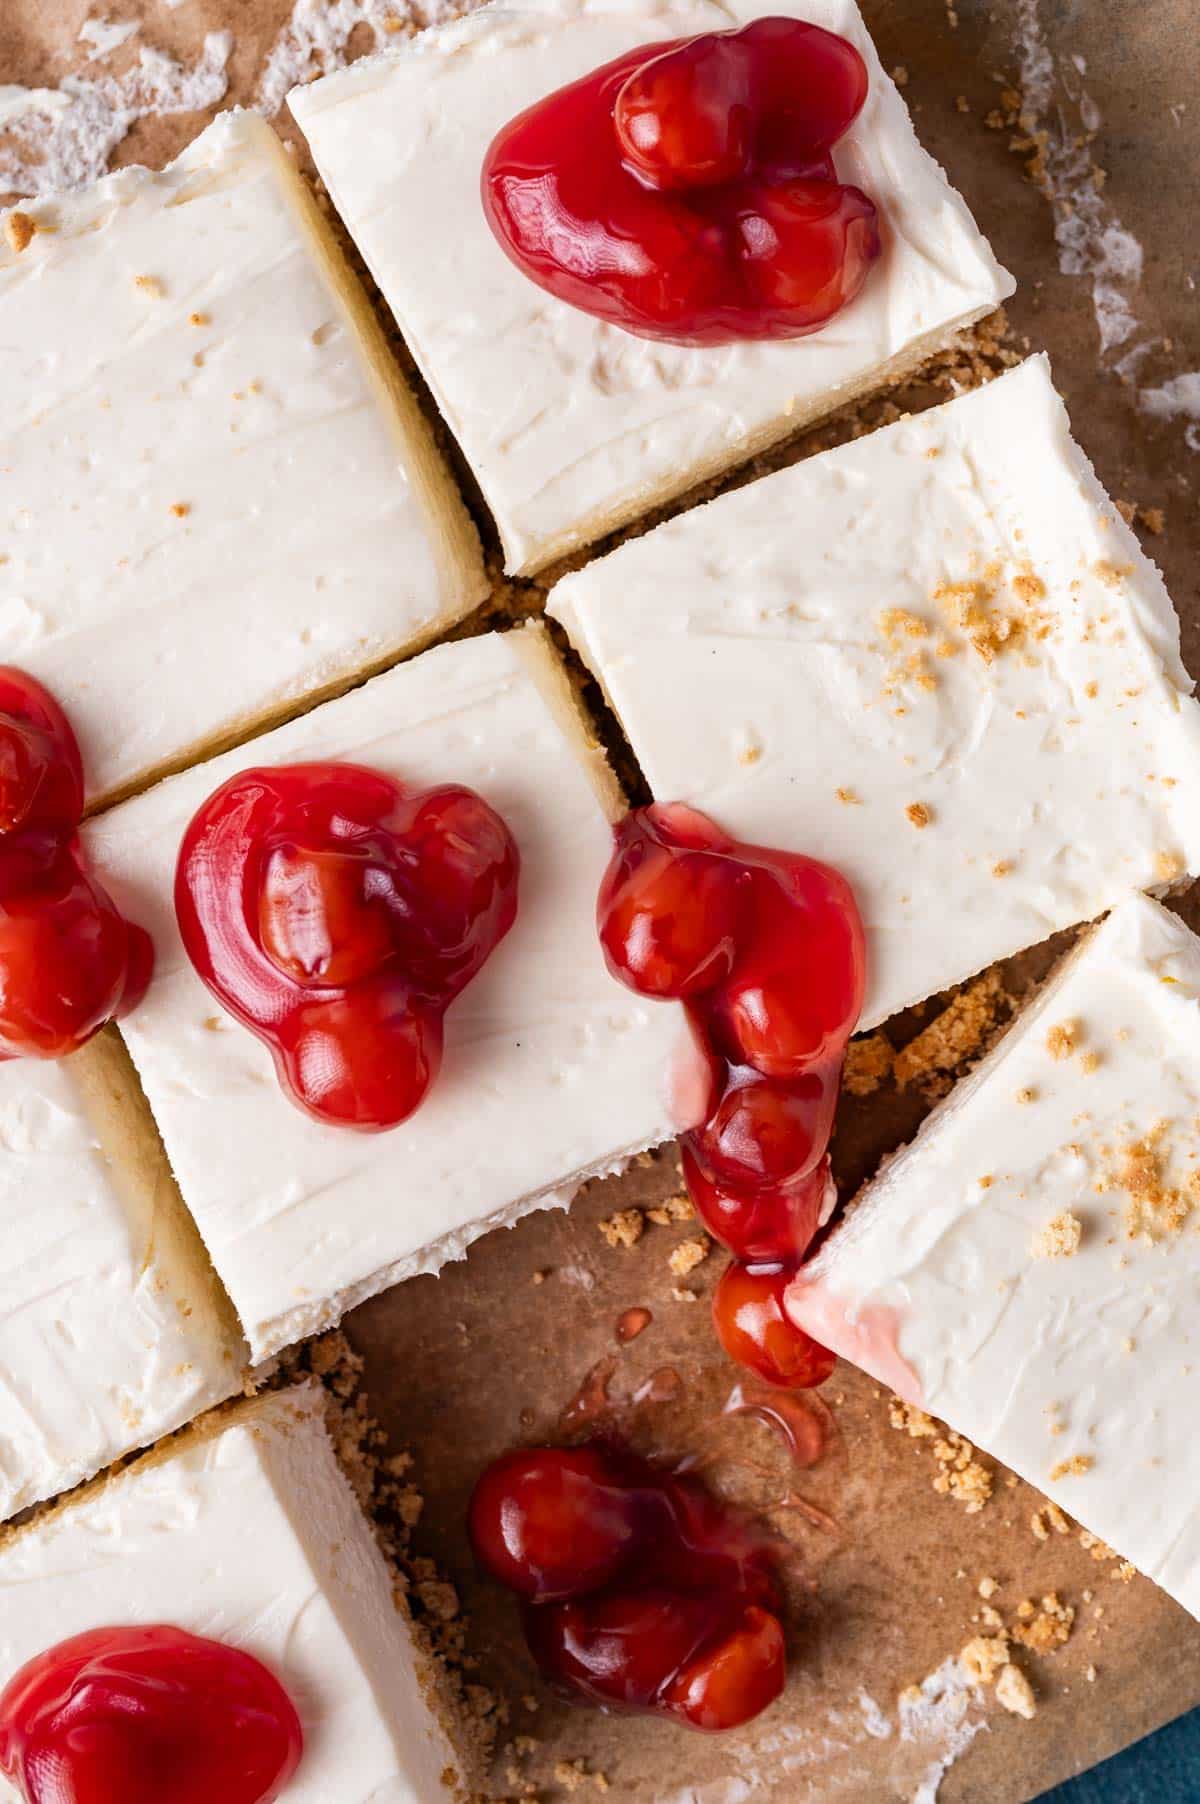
(0, 1046), (240, 1524)
(84, 628), (681, 1363)
(0, 108), (485, 807)
(289, 0), (1013, 575)
(789, 895), (1200, 1621)
(0, 1385), (460, 1803)
(551, 355), (1200, 1030)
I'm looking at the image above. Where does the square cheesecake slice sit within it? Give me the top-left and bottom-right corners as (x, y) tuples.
(85, 626), (681, 1363)
(0, 108), (486, 810)
(550, 355), (1200, 1030)
(0, 1034), (242, 1523)
(788, 894), (1200, 1621)
(0, 1384), (466, 1802)
(289, 0), (1013, 576)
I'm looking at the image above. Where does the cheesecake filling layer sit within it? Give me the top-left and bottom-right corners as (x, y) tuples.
(551, 355), (1200, 1030)
(290, 0), (1013, 574)
(790, 895), (1200, 1620)
(85, 628), (682, 1363)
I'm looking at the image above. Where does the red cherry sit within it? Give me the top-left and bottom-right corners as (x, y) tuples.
(0, 671), (83, 834)
(682, 1141), (831, 1263)
(710, 856), (865, 1077)
(615, 33), (756, 190)
(483, 20), (881, 346)
(468, 1447), (639, 1602)
(737, 178), (880, 330)
(176, 765), (518, 1131)
(0, 1625), (302, 1804)
(638, 1473), (782, 1613)
(713, 1261), (837, 1389)
(688, 1063), (839, 1190)
(258, 841), (396, 988)
(662, 1604), (786, 1731)
(524, 1589), (717, 1712)
(0, 838), (149, 1058)
(598, 808), (744, 1000)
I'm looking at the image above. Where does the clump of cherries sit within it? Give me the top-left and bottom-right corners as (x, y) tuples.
(600, 802), (864, 1387)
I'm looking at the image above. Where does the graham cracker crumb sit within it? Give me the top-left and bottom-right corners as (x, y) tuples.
(1156, 850), (1185, 882)
(894, 969), (1011, 1096)
(1030, 1502), (1071, 1542)
(4, 211), (36, 254)
(1016, 1087), (1037, 1105)
(836, 786), (862, 805)
(188, 310), (210, 327)
(843, 1031), (895, 1096)
(1046, 1020), (1081, 1061)
(645, 1194), (694, 1226)
(598, 1209), (643, 1250)
(995, 1663), (1037, 1719)
(1112, 1127), (1193, 1241)
(668, 1236), (711, 1278)
(134, 273), (165, 298)
(978, 1576), (1000, 1600)
(891, 1399), (993, 1512)
(1030, 1211), (1082, 1260)
(170, 502), (191, 519)
(1012, 1593), (1074, 1655)
(1079, 1050), (1101, 1074)
(1094, 559), (1131, 589)
(891, 63), (909, 85)
(1049, 1454), (1093, 1482)
(992, 860), (1013, 878)
(671, 1286), (699, 1304)
(1139, 506), (1166, 536)
(906, 801), (932, 829)
(960, 1634), (1010, 1685)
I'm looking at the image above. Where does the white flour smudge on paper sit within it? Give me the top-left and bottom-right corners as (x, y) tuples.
(1139, 372), (1200, 451)
(1011, 0), (1144, 359)
(899, 1658), (987, 1803)
(0, 32), (231, 198)
(77, 15), (141, 61)
(256, 0), (462, 117)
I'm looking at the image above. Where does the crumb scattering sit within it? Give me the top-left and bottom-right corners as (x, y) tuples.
(906, 801), (932, 829)
(668, 1235), (711, 1278)
(134, 273), (165, 297)
(1049, 1454), (1093, 1482)
(1046, 1020), (1081, 1060)
(645, 1194), (694, 1227)
(995, 1663), (1037, 1719)
(843, 1031), (895, 1096)
(598, 1208), (643, 1250)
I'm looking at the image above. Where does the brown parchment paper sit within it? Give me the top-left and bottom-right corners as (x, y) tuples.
(3, 1), (1199, 1798)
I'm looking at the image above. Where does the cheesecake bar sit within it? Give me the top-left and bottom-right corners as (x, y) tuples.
(788, 894), (1200, 1620)
(0, 1034), (241, 1523)
(0, 1384), (465, 1801)
(85, 627), (681, 1363)
(289, 0), (1013, 576)
(551, 355), (1200, 1029)
(0, 109), (485, 809)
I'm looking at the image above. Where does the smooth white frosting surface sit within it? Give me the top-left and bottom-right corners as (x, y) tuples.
(289, 0), (1013, 574)
(0, 109), (485, 805)
(551, 355), (1200, 1029)
(85, 629), (681, 1362)
(0, 1385), (458, 1803)
(0, 1055), (238, 1524)
(788, 895), (1200, 1621)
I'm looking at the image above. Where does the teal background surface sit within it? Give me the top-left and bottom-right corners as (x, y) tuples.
(1041, 1710), (1200, 1802)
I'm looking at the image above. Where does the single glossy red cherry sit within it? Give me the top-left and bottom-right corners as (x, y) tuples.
(615, 33), (756, 190)
(469, 1447), (640, 1602)
(713, 1261), (837, 1389)
(598, 808), (745, 999)
(258, 840), (397, 988)
(386, 785), (522, 1000)
(637, 1472), (782, 1613)
(0, 670), (83, 833)
(661, 1604), (786, 1731)
(709, 856), (865, 1078)
(0, 1625), (303, 1804)
(483, 19), (880, 346)
(276, 988), (443, 1131)
(523, 1589), (719, 1712)
(682, 1141), (831, 1263)
(688, 1063), (839, 1190)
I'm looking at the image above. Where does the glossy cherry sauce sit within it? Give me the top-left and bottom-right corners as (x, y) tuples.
(0, 1626), (303, 1804)
(482, 17), (881, 345)
(598, 802), (864, 1387)
(175, 763), (519, 1130)
(469, 1443), (785, 1731)
(0, 668), (151, 1057)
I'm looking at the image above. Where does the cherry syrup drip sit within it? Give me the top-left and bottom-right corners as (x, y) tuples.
(598, 802), (865, 1388)
(469, 1444), (786, 1732)
(482, 17), (881, 346)
(175, 763), (519, 1130)
(0, 1625), (303, 1804)
(0, 668), (151, 1057)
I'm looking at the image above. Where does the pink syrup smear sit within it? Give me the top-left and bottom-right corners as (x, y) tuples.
(783, 1276), (923, 1407)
